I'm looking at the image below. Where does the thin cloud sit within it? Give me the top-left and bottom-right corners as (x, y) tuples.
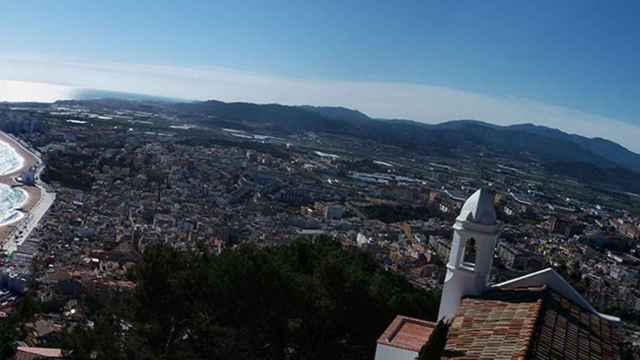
(1, 56), (639, 152)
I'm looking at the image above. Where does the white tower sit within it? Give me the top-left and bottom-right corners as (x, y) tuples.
(437, 188), (498, 321)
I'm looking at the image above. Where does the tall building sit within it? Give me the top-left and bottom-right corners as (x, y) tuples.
(438, 188), (498, 320)
(375, 189), (621, 360)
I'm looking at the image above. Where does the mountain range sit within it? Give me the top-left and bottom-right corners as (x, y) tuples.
(53, 98), (640, 192)
(172, 101), (640, 167)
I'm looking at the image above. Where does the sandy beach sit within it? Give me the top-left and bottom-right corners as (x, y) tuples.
(0, 131), (47, 250)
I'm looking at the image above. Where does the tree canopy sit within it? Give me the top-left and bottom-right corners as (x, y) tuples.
(416, 319), (451, 360)
(62, 238), (439, 359)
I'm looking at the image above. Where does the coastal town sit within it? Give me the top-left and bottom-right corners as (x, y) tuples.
(0, 100), (639, 356)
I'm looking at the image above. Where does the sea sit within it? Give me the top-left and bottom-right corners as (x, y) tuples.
(0, 140), (27, 225)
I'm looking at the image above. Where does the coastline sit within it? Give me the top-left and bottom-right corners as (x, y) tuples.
(0, 140), (24, 176)
(0, 186), (28, 226)
(0, 131), (51, 254)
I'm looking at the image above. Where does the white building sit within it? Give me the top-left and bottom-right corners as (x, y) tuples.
(438, 188), (498, 321)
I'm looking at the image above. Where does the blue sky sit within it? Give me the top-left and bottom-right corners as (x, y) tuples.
(2, 1), (640, 149)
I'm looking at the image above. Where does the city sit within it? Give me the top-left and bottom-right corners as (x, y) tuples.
(0, 98), (637, 358)
(2, 1), (640, 359)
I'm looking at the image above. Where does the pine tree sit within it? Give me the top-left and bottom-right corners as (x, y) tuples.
(416, 319), (452, 360)
(0, 315), (17, 359)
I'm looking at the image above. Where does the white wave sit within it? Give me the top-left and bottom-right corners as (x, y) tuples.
(0, 139), (28, 226)
(0, 140), (24, 175)
(0, 185), (26, 226)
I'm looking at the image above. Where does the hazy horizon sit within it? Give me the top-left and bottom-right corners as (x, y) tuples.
(3, 1), (640, 152)
(2, 74), (640, 154)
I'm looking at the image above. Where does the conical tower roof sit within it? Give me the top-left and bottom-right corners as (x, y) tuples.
(456, 188), (496, 225)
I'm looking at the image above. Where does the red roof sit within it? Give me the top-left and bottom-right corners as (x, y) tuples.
(377, 315), (437, 352)
(446, 287), (544, 359)
(15, 347), (63, 360)
(445, 287), (621, 360)
(528, 290), (621, 359)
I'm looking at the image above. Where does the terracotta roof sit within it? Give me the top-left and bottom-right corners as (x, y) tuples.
(445, 287), (622, 360)
(446, 287), (544, 359)
(15, 346), (63, 359)
(377, 315), (437, 352)
(457, 188), (497, 225)
(528, 291), (621, 359)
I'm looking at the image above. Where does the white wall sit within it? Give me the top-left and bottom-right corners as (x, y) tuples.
(374, 344), (417, 360)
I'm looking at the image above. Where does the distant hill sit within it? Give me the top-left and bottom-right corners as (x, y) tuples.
(171, 100), (347, 133)
(74, 89), (184, 103)
(507, 123), (640, 172)
(47, 98), (640, 190)
(300, 105), (372, 124)
(177, 101), (640, 189)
